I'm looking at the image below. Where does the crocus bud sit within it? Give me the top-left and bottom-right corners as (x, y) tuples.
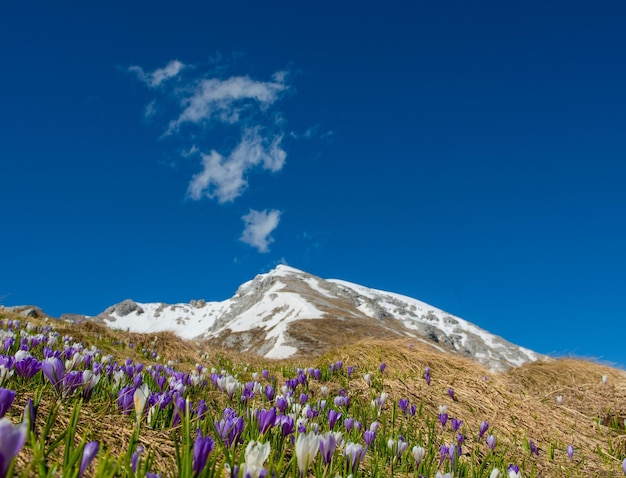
(412, 445), (425, 465)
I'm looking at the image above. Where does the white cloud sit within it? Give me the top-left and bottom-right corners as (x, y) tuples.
(130, 59), (294, 253)
(129, 60), (186, 88)
(187, 128), (286, 203)
(240, 209), (281, 253)
(168, 75), (286, 132)
(144, 100), (157, 119)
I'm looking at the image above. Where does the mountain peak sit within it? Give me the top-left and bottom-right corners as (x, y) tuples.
(267, 264), (306, 276)
(95, 267), (544, 371)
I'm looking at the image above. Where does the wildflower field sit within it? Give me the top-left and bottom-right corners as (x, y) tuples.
(1, 310), (625, 477)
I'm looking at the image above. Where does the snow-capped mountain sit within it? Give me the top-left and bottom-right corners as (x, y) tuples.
(96, 265), (542, 371)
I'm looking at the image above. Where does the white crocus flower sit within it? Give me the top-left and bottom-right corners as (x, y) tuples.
(243, 440), (270, 478)
(295, 431), (319, 476)
(133, 383), (150, 423)
(14, 350), (30, 361)
(0, 365), (14, 386)
(412, 445), (425, 465)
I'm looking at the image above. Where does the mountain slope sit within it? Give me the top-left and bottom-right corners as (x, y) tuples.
(97, 265), (543, 371)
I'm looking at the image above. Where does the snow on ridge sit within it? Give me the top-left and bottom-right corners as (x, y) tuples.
(103, 300), (224, 339)
(96, 265), (542, 368)
(327, 277), (540, 365)
(268, 264), (305, 278)
(329, 278), (448, 316)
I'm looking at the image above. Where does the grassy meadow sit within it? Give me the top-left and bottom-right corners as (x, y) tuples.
(0, 310), (625, 477)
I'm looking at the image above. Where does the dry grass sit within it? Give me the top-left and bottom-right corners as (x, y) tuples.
(3, 310), (626, 476)
(316, 337), (626, 476)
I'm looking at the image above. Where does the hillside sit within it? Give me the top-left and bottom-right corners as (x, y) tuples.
(1, 310), (625, 477)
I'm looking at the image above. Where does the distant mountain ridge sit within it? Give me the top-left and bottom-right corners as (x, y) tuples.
(95, 265), (543, 371)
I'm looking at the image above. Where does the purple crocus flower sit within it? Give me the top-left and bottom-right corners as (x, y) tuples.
(305, 405), (319, 419)
(447, 388), (455, 400)
(0, 417), (27, 477)
(131, 445), (144, 473)
(193, 430), (214, 476)
(42, 357), (65, 392)
(257, 407), (277, 435)
(275, 396), (288, 413)
(157, 391), (172, 411)
(279, 414), (295, 437)
(327, 410), (342, 430)
(529, 440), (539, 456)
(2, 337), (14, 352)
(334, 396), (348, 408)
(63, 370), (83, 397)
(215, 409), (244, 448)
(567, 445), (574, 461)
(448, 443), (457, 467)
(622, 457), (626, 474)
(196, 399), (208, 419)
(79, 441), (99, 477)
(19, 338), (30, 350)
(264, 385), (275, 402)
(0, 356), (14, 370)
(379, 363), (386, 373)
(364, 429), (376, 447)
(486, 435), (496, 450)
(439, 444), (449, 465)
(347, 366), (354, 378)
(508, 464), (521, 477)
(0, 388), (16, 418)
(83, 353), (93, 369)
(451, 418), (463, 432)
(344, 417), (354, 432)
(118, 386), (135, 415)
(319, 432), (337, 465)
(423, 367), (431, 386)
(297, 422), (307, 434)
(344, 442), (366, 475)
(479, 420), (489, 439)
(14, 356), (41, 378)
(172, 395), (187, 427)
(92, 362), (104, 377)
(155, 375), (167, 391)
(438, 412), (448, 429)
(398, 399), (409, 414)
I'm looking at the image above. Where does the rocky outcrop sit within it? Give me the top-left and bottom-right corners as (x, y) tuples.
(103, 299), (144, 318)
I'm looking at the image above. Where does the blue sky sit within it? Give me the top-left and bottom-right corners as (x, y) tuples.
(2, 1), (625, 367)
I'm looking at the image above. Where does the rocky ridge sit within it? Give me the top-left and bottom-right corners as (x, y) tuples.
(95, 265), (544, 371)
